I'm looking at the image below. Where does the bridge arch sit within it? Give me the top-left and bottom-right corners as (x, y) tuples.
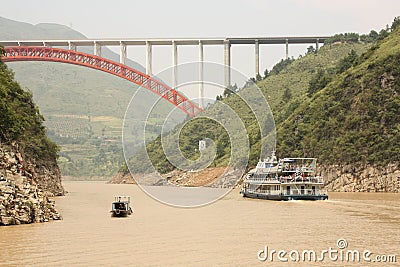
(1, 46), (201, 117)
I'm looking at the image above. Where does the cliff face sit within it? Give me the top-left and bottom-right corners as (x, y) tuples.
(319, 164), (400, 193)
(0, 144), (63, 226)
(0, 48), (64, 226)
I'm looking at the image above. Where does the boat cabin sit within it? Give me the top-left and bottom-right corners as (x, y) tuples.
(110, 196), (133, 217)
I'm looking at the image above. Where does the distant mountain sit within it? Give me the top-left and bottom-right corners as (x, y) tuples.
(0, 16), (179, 179)
(0, 17), (85, 39)
(0, 16), (145, 72)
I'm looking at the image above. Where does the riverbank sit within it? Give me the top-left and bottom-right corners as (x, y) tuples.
(108, 167), (242, 188)
(0, 144), (63, 226)
(107, 172), (136, 184)
(0, 179), (61, 225)
(320, 163), (400, 193)
(109, 163), (400, 193)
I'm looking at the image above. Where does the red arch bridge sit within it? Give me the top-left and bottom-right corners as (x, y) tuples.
(1, 46), (202, 117)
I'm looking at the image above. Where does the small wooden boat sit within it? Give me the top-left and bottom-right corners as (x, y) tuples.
(110, 196), (133, 217)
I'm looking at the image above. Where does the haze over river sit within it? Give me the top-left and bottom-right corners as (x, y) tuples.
(1, 181), (399, 266)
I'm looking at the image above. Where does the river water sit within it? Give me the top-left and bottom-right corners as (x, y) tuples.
(0, 181), (399, 266)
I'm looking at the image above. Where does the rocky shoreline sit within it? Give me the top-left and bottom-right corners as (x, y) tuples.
(109, 167), (246, 188)
(109, 164), (400, 193)
(319, 163), (400, 193)
(107, 172), (136, 184)
(0, 144), (64, 226)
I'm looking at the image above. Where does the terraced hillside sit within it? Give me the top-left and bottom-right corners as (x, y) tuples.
(1, 16), (179, 178)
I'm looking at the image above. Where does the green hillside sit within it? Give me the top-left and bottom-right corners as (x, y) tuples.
(277, 21), (400, 165)
(256, 42), (368, 124)
(0, 16), (177, 178)
(122, 28), (384, 175)
(0, 50), (58, 166)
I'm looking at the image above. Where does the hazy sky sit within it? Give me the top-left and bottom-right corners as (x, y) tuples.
(1, 0), (399, 98)
(2, 0), (399, 37)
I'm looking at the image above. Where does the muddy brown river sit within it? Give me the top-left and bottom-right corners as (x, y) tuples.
(0, 181), (399, 266)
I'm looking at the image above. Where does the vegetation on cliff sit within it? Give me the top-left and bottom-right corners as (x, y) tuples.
(0, 51), (58, 165)
(278, 20), (400, 165)
(0, 48), (64, 225)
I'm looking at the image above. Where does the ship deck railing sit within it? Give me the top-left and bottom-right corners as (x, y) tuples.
(245, 189), (328, 196)
(246, 177), (324, 183)
(284, 189), (328, 196)
(114, 196), (130, 203)
(280, 166), (315, 173)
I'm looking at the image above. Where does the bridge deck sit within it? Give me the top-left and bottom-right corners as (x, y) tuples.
(0, 36), (329, 47)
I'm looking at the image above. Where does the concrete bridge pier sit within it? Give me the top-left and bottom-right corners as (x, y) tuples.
(198, 40), (204, 109)
(146, 41), (152, 75)
(172, 41), (178, 89)
(42, 42), (52, 48)
(68, 41), (76, 51)
(94, 41), (102, 57)
(285, 39), (289, 60)
(316, 38), (319, 51)
(224, 40), (231, 88)
(255, 39), (260, 77)
(120, 42), (127, 65)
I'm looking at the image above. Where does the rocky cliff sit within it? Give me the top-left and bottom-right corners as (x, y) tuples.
(0, 45), (65, 226)
(0, 143), (63, 226)
(319, 164), (400, 193)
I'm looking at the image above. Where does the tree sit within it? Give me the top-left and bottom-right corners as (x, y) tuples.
(307, 46), (316, 54)
(324, 33), (360, 45)
(223, 84), (238, 98)
(270, 58), (295, 75)
(256, 73), (262, 81)
(336, 50), (358, 74)
(264, 68), (269, 79)
(307, 69), (332, 96)
(282, 87), (292, 101)
(361, 30), (379, 43)
(391, 16), (400, 31)
(377, 29), (389, 40)
(344, 32), (359, 42)
(369, 30), (378, 40)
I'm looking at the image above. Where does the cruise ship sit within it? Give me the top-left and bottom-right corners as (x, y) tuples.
(241, 152), (328, 200)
